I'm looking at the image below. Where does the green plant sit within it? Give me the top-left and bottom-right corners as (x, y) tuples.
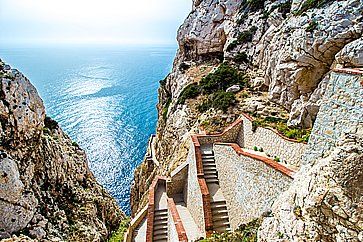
(306, 19), (318, 32)
(108, 217), (130, 242)
(197, 91), (236, 113)
(293, 205), (302, 218)
(253, 146), (258, 151)
(234, 52), (249, 64)
(259, 147), (264, 152)
(197, 218), (261, 242)
(159, 77), (167, 86)
(294, 0), (334, 15)
(44, 116), (58, 130)
(226, 40), (238, 51)
(200, 63), (246, 94)
(162, 97), (171, 121)
(277, 231), (284, 239)
(274, 156), (281, 162)
(237, 27), (257, 43)
(72, 141), (79, 147)
(177, 83), (201, 104)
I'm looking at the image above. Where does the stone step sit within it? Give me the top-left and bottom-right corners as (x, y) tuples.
(155, 209), (168, 215)
(212, 209), (229, 216)
(205, 178), (219, 184)
(204, 173), (218, 178)
(153, 219), (168, 226)
(202, 164), (217, 169)
(153, 229), (167, 236)
(202, 162), (216, 167)
(213, 215), (230, 222)
(153, 233), (168, 241)
(203, 169), (217, 175)
(213, 220), (230, 228)
(202, 157), (215, 162)
(200, 149), (214, 155)
(211, 200), (227, 205)
(153, 224), (168, 231)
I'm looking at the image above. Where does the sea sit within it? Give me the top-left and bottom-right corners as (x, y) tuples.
(0, 45), (177, 214)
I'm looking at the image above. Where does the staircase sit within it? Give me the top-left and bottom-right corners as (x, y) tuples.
(201, 145), (231, 233)
(153, 209), (168, 242)
(201, 148), (219, 185)
(211, 200), (231, 233)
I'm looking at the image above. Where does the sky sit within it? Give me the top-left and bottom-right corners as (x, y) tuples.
(0, 0), (191, 46)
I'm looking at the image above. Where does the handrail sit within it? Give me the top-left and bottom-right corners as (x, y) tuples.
(216, 143), (296, 178)
(168, 198), (188, 242)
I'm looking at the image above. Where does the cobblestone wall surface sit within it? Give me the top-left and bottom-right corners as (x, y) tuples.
(302, 71), (363, 165)
(238, 116), (306, 168)
(214, 144), (293, 230)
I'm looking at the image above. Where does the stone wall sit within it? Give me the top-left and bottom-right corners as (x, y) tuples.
(197, 119), (242, 145)
(302, 71), (363, 166)
(238, 115), (306, 168)
(185, 142), (205, 235)
(214, 144), (293, 230)
(258, 69), (363, 241)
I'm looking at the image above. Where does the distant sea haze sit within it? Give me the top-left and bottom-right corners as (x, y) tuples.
(0, 45), (176, 214)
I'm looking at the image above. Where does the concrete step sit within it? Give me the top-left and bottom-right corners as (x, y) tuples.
(203, 169), (217, 175)
(155, 209), (168, 215)
(203, 165), (217, 169)
(211, 200), (227, 205)
(153, 224), (168, 231)
(212, 209), (229, 216)
(202, 162), (216, 167)
(205, 178), (219, 184)
(200, 149), (214, 155)
(153, 229), (167, 236)
(213, 220), (230, 228)
(153, 233), (168, 241)
(202, 157), (215, 162)
(204, 174), (218, 179)
(213, 215), (230, 222)
(153, 219), (168, 226)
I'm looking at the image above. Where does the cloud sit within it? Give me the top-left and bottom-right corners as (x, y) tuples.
(0, 0), (191, 45)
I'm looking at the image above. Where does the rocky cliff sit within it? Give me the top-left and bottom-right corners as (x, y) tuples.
(131, 0), (362, 240)
(0, 60), (124, 241)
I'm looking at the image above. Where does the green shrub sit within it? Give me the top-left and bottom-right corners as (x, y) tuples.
(197, 91), (236, 113)
(259, 147), (264, 152)
(44, 116), (59, 130)
(294, 0), (334, 15)
(177, 83), (201, 104)
(72, 141), (79, 147)
(108, 217), (130, 242)
(162, 98), (172, 121)
(159, 77), (167, 86)
(253, 146), (258, 151)
(274, 156), (281, 162)
(306, 19), (318, 32)
(197, 218), (261, 242)
(243, 0), (266, 12)
(200, 63), (246, 94)
(237, 26), (258, 43)
(226, 40), (238, 51)
(234, 52), (249, 64)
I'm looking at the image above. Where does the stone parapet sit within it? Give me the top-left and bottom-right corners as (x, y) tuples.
(167, 198), (188, 242)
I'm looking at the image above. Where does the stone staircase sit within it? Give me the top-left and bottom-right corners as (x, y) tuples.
(153, 209), (168, 242)
(201, 145), (231, 233)
(211, 200), (231, 233)
(201, 148), (219, 185)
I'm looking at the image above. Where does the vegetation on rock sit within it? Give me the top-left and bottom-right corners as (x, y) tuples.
(197, 218), (261, 242)
(294, 0), (335, 15)
(251, 115), (311, 142)
(108, 217), (130, 242)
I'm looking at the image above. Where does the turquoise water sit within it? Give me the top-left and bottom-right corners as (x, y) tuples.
(0, 45), (176, 214)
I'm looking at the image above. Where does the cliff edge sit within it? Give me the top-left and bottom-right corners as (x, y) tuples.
(0, 60), (124, 241)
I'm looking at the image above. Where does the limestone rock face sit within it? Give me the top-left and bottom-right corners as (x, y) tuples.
(0, 61), (124, 241)
(256, 0), (362, 126)
(178, 0), (242, 60)
(335, 37), (363, 68)
(131, 0), (363, 220)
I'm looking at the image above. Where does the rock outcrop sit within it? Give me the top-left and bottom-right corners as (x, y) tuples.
(131, 0), (363, 240)
(0, 60), (124, 241)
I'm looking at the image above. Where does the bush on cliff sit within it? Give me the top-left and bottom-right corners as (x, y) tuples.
(200, 63), (247, 94)
(108, 217), (130, 242)
(177, 83), (201, 104)
(197, 91), (236, 113)
(197, 218), (261, 242)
